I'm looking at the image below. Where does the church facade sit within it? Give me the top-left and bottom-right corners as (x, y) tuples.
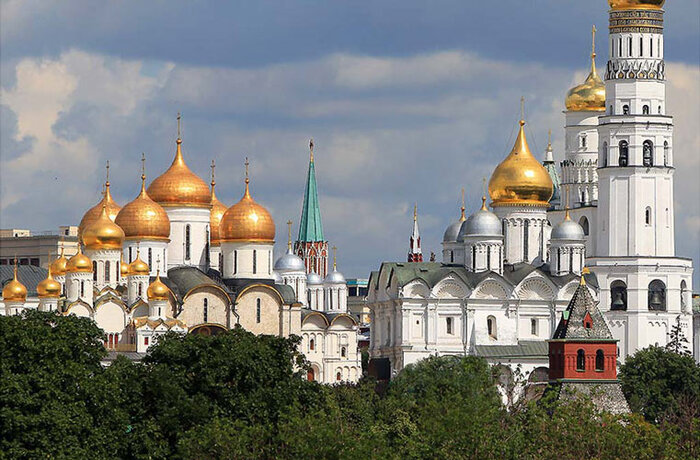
(367, 0), (693, 378)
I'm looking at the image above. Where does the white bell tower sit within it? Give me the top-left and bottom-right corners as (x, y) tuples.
(590, 0), (693, 360)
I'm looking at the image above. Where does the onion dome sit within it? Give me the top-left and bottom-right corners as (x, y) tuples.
(275, 249), (305, 272)
(147, 271), (170, 301)
(443, 193), (467, 243)
(50, 247), (68, 277)
(66, 246), (93, 273)
(2, 262), (27, 302)
(609, 0), (664, 10)
(307, 272), (323, 286)
(565, 28), (605, 112)
(146, 128), (211, 208)
(120, 255), (129, 278)
(81, 205), (125, 251)
(488, 119), (553, 207)
(552, 209), (585, 241)
(37, 266), (61, 298)
(324, 249), (346, 284)
(115, 171), (171, 241)
(209, 162), (227, 245)
(128, 251), (150, 276)
(219, 160), (275, 243)
(459, 196), (502, 240)
(79, 177), (121, 242)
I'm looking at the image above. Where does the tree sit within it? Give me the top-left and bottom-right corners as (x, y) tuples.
(619, 346), (700, 423)
(666, 315), (691, 355)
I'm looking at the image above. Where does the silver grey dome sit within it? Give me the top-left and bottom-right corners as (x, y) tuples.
(272, 271), (283, 283)
(307, 272), (323, 285)
(324, 270), (346, 284)
(458, 209), (502, 239)
(443, 220), (463, 243)
(551, 218), (585, 241)
(274, 249), (305, 272)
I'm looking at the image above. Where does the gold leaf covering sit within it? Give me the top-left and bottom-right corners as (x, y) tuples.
(79, 181), (121, 242)
(147, 138), (211, 208)
(220, 178), (275, 243)
(115, 174), (171, 241)
(82, 205), (125, 251)
(609, 0), (664, 10)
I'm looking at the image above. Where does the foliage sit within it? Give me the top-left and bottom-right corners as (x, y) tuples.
(2, 314), (698, 459)
(619, 345), (700, 423)
(666, 315), (691, 355)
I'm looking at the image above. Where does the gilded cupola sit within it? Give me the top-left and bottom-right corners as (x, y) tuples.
(209, 160), (228, 246)
(81, 205), (125, 251)
(488, 118), (553, 208)
(146, 116), (211, 208)
(79, 162), (121, 241)
(128, 251), (150, 276)
(565, 26), (605, 112)
(147, 271), (170, 301)
(50, 246), (68, 277)
(609, 0), (664, 10)
(115, 159), (171, 241)
(2, 261), (27, 302)
(37, 265), (61, 299)
(220, 159), (275, 243)
(120, 255), (129, 278)
(66, 246), (93, 273)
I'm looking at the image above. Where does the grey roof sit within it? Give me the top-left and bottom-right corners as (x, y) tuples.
(300, 308), (357, 326)
(555, 381), (630, 415)
(165, 266), (227, 301)
(0, 265), (48, 297)
(459, 208), (502, 239)
(475, 340), (548, 359)
(274, 249), (305, 272)
(552, 218), (585, 241)
(102, 351), (148, 363)
(553, 280), (613, 340)
(273, 284), (297, 304)
(443, 220), (463, 243)
(324, 269), (346, 284)
(307, 272), (323, 285)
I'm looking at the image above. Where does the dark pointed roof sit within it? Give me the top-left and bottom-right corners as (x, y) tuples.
(553, 278), (613, 340)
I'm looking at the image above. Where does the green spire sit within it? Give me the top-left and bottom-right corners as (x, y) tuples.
(298, 139), (324, 242)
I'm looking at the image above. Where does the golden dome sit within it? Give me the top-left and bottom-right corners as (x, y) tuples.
(81, 205), (125, 251)
(37, 266), (61, 298)
(147, 271), (170, 301)
(220, 167), (275, 243)
(120, 255), (129, 277)
(128, 251), (150, 276)
(209, 165), (228, 246)
(565, 28), (605, 112)
(147, 136), (211, 208)
(488, 120), (553, 207)
(2, 262), (27, 302)
(66, 246), (93, 273)
(609, 0), (664, 10)
(115, 173), (171, 241)
(79, 180), (121, 242)
(50, 247), (68, 277)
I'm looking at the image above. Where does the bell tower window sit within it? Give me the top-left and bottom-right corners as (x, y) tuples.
(610, 281), (628, 311)
(618, 141), (629, 166)
(643, 140), (653, 167)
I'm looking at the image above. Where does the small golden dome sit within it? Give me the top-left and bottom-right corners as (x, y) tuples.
(115, 173), (171, 241)
(128, 252), (150, 276)
(488, 120), (553, 207)
(66, 246), (93, 273)
(609, 0), (664, 10)
(209, 171), (228, 246)
(220, 165), (275, 243)
(147, 136), (211, 208)
(2, 263), (27, 302)
(120, 255), (129, 277)
(37, 267), (61, 298)
(79, 180), (121, 242)
(50, 247), (68, 277)
(565, 28), (605, 112)
(81, 205), (125, 251)
(147, 271), (170, 301)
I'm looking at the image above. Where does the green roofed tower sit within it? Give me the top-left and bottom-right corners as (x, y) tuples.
(295, 139), (330, 278)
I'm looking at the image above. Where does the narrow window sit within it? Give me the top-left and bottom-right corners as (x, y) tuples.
(144, 337), (149, 346)
(310, 338), (315, 351)
(642, 105), (649, 115)
(256, 298), (261, 323)
(471, 246), (477, 269)
(81, 281), (85, 298)
(650, 37), (653, 57)
(603, 142), (608, 167)
(336, 372), (341, 381)
(486, 247), (491, 269)
(219, 253), (223, 272)
(618, 141), (629, 166)
(185, 225), (191, 260)
(105, 261), (110, 283)
(129, 247), (133, 262)
(234, 251), (237, 274)
(138, 284), (142, 298)
(645, 207), (652, 226)
(663, 141), (669, 166)
(628, 37), (632, 56)
(530, 318), (537, 336)
(341, 346), (347, 358)
(446, 317), (453, 335)
(487, 316), (497, 339)
(622, 105), (630, 115)
(148, 248), (152, 270)
(93, 261), (97, 281)
(658, 105), (662, 114)
(116, 262), (120, 279)
(253, 250), (257, 274)
(450, 251), (454, 264)
(523, 220), (529, 260)
(640, 36), (643, 56)
(643, 140), (653, 166)
(203, 298), (208, 323)
(577, 349), (586, 371)
(579, 217), (589, 236)
(596, 350), (605, 371)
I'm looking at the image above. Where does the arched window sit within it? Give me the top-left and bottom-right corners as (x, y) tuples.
(618, 141), (629, 166)
(307, 368), (315, 381)
(610, 280), (628, 311)
(336, 372), (341, 381)
(105, 261), (110, 283)
(446, 317), (453, 335)
(643, 140), (653, 166)
(645, 207), (652, 226)
(310, 338), (315, 351)
(579, 217), (590, 236)
(658, 105), (662, 114)
(622, 105), (630, 115)
(663, 141), (669, 166)
(487, 316), (497, 339)
(609, 105), (613, 115)
(642, 105), (650, 115)
(341, 346), (347, 358)
(681, 280), (688, 311)
(185, 225), (191, 260)
(580, 134), (587, 148)
(148, 248), (152, 270)
(596, 350), (605, 371)
(253, 250), (257, 274)
(577, 349), (586, 371)
(203, 298), (208, 323)
(256, 298), (261, 323)
(603, 142), (608, 167)
(138, 283), (142, 298)
(523, 220), (529, 260)
(450, 251), (454, 264)
(93, 261), (97, 281)
(648, 280), (666, 311)
(531, 318), (538, 336)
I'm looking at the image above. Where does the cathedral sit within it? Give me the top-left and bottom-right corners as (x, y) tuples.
(366, 0), (694, 378)
(0, 127), (361, 384)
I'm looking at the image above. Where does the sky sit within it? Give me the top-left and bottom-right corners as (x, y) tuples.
(1, 0), (699, 285)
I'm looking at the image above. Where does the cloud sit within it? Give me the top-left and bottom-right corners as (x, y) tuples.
(1, 48), (698, 285)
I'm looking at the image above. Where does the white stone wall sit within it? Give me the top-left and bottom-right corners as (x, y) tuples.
(124, 241), (168, 276)
(66, 271), (93, 304)
(220, 242), (274, 280)
(85, 248), (122, 290)
(493, 205), (549, 265)
(165, 207), (210, 271)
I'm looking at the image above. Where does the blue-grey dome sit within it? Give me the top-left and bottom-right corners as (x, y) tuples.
(552, 217), (585, 241)
(458, 206), (502, 240)
(307, 272), (323, 285)
(274, 249), (305, 272)
(324, 270), (346, 285)
(443, 220), (463, 243)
